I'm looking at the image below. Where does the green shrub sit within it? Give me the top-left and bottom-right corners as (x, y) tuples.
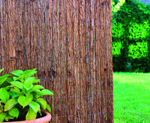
(128, 42), (148, 59)
(112, 0), (150, 72)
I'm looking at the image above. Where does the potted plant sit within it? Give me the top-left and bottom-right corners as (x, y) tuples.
(0, 68), (53, 122)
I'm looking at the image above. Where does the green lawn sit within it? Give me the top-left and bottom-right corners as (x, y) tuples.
(113, 72), (150, 123)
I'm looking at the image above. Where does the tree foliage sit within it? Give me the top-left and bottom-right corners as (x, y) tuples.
(112, 0), (150, 72)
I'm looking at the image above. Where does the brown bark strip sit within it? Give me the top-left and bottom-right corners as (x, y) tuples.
(66, 0), (75, 122)
(59, 0), (67, 122)
(30, 1), (38, 72)
(79, 0), (88, 122)
(15, 0), (24, 70)
(23, 0), (31, 70)
(90, 0), (97, 122)
(37, 1), (46, 89)
(100, 0), (108, 122)
(52, 1), (60, 122)
(105, 0), (113, 122)
(73, 0), (81, 122)
(7, 0), (16, 72)
(95, 0), (102, 122)
(85, 0), (92, 122)
(45, 0), (53, 118)
(2, 1), (9, 74)
(0, 1), (4, 73)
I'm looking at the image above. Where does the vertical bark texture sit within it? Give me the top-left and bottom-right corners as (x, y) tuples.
(0, 0), (113, 122)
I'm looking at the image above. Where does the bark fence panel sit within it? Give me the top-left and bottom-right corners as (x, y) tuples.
(0, 0), (113, 122)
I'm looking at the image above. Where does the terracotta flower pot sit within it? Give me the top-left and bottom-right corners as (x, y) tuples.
(1, 112), (52, 123)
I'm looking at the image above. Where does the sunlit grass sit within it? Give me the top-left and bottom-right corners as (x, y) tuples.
(113, 72), (150, 123)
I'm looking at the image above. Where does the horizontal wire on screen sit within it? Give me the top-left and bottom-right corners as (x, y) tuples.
(53, 111), (113, 118)
(53, 111), (149, 119)
(46, 92), (113, 100)
(0, 0), (111, 8)
(0, 57), (112, 62)
(0, 20), (111, 26)
(1, 39), (112, 43)
(40, 75), (113, 82)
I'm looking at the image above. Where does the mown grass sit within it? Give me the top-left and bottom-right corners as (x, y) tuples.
(113, 72), (150, 123)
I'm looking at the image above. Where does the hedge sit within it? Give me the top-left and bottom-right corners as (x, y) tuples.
(112, 0), (150, 72)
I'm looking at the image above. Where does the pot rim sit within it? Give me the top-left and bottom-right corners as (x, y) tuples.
(0, 112), (51, 123)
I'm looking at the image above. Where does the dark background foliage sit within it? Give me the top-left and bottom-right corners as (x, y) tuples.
(112, 0), (150, 72)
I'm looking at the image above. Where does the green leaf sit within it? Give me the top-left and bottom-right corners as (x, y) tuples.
(34, 89), (41, 98)
(12, 92), (24, 99)
(46, 104), (51, 113)
(16, 75), (24, 82)
(28, 77), (36, 81)
(0, 88), (10, 103)
(32, 68), (37, 71)
(9, 91), (17, 98)
(17, 96), (25, 107)
(0, 106), (3, 113)
(41, 89), (54, 96)
(38, 109), (42, 116)
(29, 85), (44, 93)
(0, 68), (4, 73)
(23, 77), (34, 90)
(8, 107), (19, 118)
(36, 98), (47, 110)
(10, 81), (23, 89)
(29, 101), (40, 113)
(10, 70), (23, 77)
(0, 74), (9, 86)
(0, 112), (7, 122)
(4, 99), (18, 111)
(18, 94), (33, 108)
(23, 69), (37, 80)
(4, 113), (15, 121)
(26, 107), (37, 120)
(10, 87), (20, 93)
(13, 76), (18, 81)
(3, 85), (13, 90)
(33, 79), (40, 83)
(0, 82), (11, 89)
(6, 77), (13, 82)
